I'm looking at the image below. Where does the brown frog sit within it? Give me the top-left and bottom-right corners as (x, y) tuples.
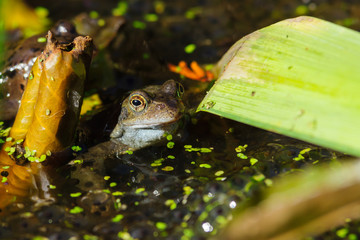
(68, 79), (185, 191)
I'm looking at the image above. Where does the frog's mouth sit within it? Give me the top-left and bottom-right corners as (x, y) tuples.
(124, 115), (183, 129)
(110, 113), (184, 139)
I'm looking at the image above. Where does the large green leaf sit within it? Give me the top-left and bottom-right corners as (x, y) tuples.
(198, 16), (360, 156)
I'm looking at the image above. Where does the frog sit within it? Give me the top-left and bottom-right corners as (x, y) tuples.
(66, 79), (185, 191)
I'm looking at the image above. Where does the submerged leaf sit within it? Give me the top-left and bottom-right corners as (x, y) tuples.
(223, 160), (360, 240)
(198, 16), (360, 156)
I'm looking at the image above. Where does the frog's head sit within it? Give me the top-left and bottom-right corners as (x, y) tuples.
(110, 80), (185, 149)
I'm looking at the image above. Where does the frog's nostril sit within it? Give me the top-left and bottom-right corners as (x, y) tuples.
(156, 103), (165, 110)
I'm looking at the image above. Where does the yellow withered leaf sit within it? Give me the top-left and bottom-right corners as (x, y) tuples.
(0, 32), (93, 210)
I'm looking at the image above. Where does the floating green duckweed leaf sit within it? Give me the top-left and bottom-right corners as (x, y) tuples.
(184, 44), (196, 54)
(49, 184), (56, 189)
(5, 146), (15, 155)
(165, 199), (177, 210)
(293, 148), (312, 161)
(237, 153), (248, 159)
(252, 174), (265, 182)
(250, 158), (258, 165)
(151, 158), (164, 167)
(348, 234), (358, 240)
(166, 134), (173, 141)
(264, 178), (273, 187)
(199, 163), (212, 169)
(69, 206), (83, 214)
(31, 236), (47, 240)
(102, 189), (111, 194)
(111, 214), (124, 222)
(104, 176), (110, 180)
(135, 188), (145, 194)
(112, 191), (124, 196)
(89, 10), (99, 19)
(117, 232), (134, 240)
(71, 146), (82, 152)
(336, 228), (349, 238)
(110, 182), (117, 187)
(39, 154), (46, 162)
(156, 222), (167, 231)
(37, 37), (46, 43)
(167, 142), (175, 149)
(216, 177), (226, 181)
(70, 192), (82, 198)
(133, 20), (146, 29)
(1, 177), (7, 183)
(162, 166), (174, 171)
(112, 1), (128, 16)
(215, 170), (224, 176)
(200, 148), (212, 153)
(167, 155), (175, 159)
(144, 13), (158, 22)
(235, 145), (247, 153)
(198, 16), (360, 156)
(183, 186), (193, 195)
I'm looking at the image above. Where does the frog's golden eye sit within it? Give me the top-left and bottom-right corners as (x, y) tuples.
(129, 94), (147, 112)
(176, 82), (184, 98)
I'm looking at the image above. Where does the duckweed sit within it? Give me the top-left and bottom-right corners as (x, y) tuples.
(250, 158), (258, 165)
(293, 148), (312, 161)
(184, 44), (196, 54)
(69, 206), (84, 214)
(156, 222), (167, 231)
(71, 146), (82, 152)
(70, 192), (82, 197)
(112, 191), (124, 196)
(336, 228), (349, 238)
(167, 141), (175, 149)
(111, 214), (124, 222)
(135, 187), (145, 194)
(133, 20), (146, 29)
(199, 163), (212, 168)
(162, 166), (174, 171)
(71, 159), (82, 165)
(165, 199), (177, 210)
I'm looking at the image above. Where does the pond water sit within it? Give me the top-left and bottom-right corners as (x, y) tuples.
(1, 0), (359, 239)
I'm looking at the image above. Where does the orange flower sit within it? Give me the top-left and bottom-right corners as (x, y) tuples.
(168, 61), (214, 82)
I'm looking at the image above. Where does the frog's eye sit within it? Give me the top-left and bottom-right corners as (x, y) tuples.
(129, 94), (147, 112)
(176, 82), (184, 98)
